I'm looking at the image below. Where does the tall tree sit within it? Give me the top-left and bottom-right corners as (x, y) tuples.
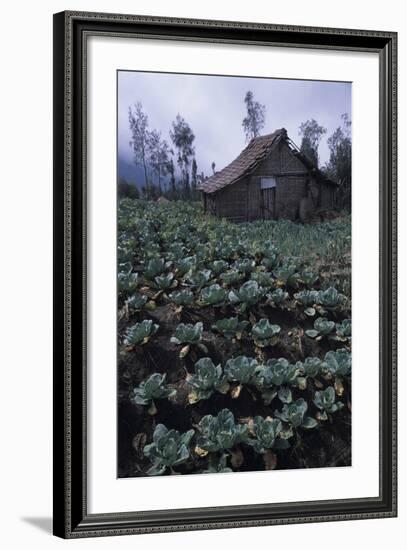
(325, 113), (352, 210)
(170, 114), (195, 197)
(128, 102), (151, 192)
(185, 172), (191, 198)
(298, 119), (327, 167)
(242, 91), (266, 142)
(211, 161), (216, 175)
(168, 156), (176, 199)
(191, 158), (198, 198)
(148, 129), (170, 193)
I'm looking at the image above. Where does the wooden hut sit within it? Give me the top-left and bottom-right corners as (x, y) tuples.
(198, 129), (337, 223)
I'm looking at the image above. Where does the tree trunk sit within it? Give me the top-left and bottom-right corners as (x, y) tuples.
(142, 159), (149, 195)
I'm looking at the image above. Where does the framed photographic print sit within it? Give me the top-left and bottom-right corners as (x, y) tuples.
(53, 11), (397, 538)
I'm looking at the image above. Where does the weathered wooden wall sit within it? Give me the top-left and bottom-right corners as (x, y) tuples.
(275, 176), (308, 219)
(205, 140), (336, 223)
(246, 141), (310, 221)
(215, 178), (249, 223)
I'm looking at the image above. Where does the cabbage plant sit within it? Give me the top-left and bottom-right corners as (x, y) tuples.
(255, 358), (299, 387)
(324, 349), (351, 377)
(248, 417), (288, 453)
(211, 317), (249, 339)
(300, 270), (318, 287)
(299, 356), (325, 378)
(144, 257), (167, 279)
(201, 453), (232, 474)
(251, 319), (281, 347)
(117, 243), (132, 262)
(175, 256), (196, 276)
(219, 236), (246, 259)
(187, 358), (229, 403)
(220, 270), (244, 286)
(255, 240), (279, 260)
(195, 409), (249, 454)
(233, 258), (256, 274)
(126, 292), (148, 312)
(314, 386), (344, 415)
(168, 289), (194, 307)
(171, 322), (203, 345)
(261, 254), (279, 270)
(255, 358), (299, 404)
(250, 271), (275, 288)
(294, 289), (319, 306)
(224, 355), (259, 385)
(317, 287), (346, 308)
(144, 424), (195, 475)
(200, 284), (227, 306)
(132, 373), (175, 412)
(228, 280), (266, 310)
(118, 260), (132, 273)
(334, 319), (352, 340)
(268, 288), (289, 305)
(210, 259), (229, 275)
(306, 317), (336, 339)
(274, 398), (318, 429)
(167, 242), (185, 261)
(185, 269), (212, 288)
(154, 272), (176, 290)
(118, 271), (138, 295)
(273, 263), (300, 288)
(215, 241), (240, 260)
(124, 319), (159, 346)
(195, 243), (210, 263)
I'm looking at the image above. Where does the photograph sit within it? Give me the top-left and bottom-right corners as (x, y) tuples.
(117, 70), (352, 478)
(0, 0), (401, 543)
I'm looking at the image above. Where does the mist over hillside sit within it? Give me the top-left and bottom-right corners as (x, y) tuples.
(118, 157), (144, 187)
(118, 156), (171, 191)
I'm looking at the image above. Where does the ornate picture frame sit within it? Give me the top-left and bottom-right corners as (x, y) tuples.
(53, 11), (397, 538)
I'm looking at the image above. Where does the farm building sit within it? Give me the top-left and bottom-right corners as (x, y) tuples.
(198, 128), (337, 223)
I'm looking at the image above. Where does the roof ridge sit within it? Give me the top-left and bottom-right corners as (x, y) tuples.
(198, 129), (284, 194)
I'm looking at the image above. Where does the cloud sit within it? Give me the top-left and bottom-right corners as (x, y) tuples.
(118, 70), (351, 177)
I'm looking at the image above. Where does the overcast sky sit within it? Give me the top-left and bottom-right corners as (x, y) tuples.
(118, 70), (351, 176)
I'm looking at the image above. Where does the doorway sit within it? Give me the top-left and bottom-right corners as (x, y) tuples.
(260, 177), (276, 220)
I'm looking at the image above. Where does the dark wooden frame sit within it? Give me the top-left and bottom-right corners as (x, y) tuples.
(53, 10), (397, 538)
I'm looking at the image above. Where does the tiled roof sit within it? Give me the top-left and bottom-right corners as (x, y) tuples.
(198, 129), (285, 194)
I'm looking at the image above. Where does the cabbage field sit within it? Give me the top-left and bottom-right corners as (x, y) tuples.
(117, 199), (351, 477)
